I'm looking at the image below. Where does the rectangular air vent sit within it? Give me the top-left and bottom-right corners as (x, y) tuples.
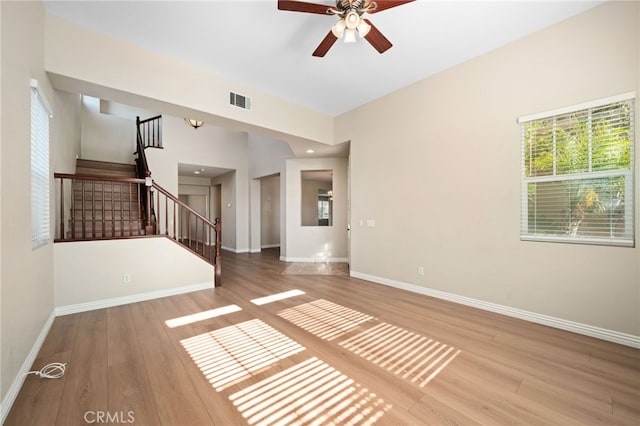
(230, 91), (251, 110)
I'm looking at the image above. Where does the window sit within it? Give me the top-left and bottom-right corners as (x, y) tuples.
(519, 93), (634, 246)
(31, 79), (52, 249)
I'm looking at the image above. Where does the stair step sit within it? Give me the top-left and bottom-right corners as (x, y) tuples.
(65, 230), (145, 239)
(75, 159), (137, 178)
(73, 201), (140, 216)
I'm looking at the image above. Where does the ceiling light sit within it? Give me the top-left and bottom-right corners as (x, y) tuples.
(345, 11), (359, 29)
(357, 19), (371, 38)
(344, 28), (357, 43)
(331, 19), (345, 38)
(184, 118), (204, 129)
(332, 11), (369, 44)
(306, 149), (315, 154)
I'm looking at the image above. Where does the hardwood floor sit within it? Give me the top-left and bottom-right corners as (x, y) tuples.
(6, 248), (640, 425)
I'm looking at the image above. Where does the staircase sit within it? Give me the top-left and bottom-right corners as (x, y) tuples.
(53, 115), (222, 284)
(67, 160), (145, 239)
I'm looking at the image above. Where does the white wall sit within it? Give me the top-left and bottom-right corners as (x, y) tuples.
(80, 96), (136, 164)
(261, 175), (281, 248)
(44, 14), (335, 146)
(336, 1), (639, 336)
(145, 115), (249, 252)
(0, 0), (78, 410)
(54, 238), (213, 307)
(283, 158), (348, 262)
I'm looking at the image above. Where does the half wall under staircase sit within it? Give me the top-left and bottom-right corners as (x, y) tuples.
(54, 115), (222, 284)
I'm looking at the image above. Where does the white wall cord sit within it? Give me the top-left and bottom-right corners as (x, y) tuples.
(23, 362), (68, 379)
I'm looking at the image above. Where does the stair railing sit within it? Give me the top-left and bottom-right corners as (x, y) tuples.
(135, 115), (162, 234)
(54, 174), (146, 241)
(151, 181), (222, 283)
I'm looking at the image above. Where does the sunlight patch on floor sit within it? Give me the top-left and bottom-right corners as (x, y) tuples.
(229, 357), (391, 426)
(181, 319), (305, 391)
(165, 304), (242, 328)
(339, 322), (461, 387)
(251, 289), (306, 306)
(278, 299), (374, 341)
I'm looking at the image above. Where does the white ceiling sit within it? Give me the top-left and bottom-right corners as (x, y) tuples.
(42, 0), (604, 117)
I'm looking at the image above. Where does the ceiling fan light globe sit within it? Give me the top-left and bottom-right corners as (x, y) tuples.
(331, 19), (346, 38)
(345, 11), (359, 29)
(357, 20), (371, 37)
(344, 28), (357, 43)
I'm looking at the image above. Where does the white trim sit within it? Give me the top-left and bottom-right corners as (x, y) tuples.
(250, 249), (262, 253)
(518, 91), (635, 123)
(1, 310), (56, 425)
(55, 282), (213, 316)
(222, 246), (250, 254)
(261, 244), (281, 249)
(29, 78), (53, 117)
(350, 271), (640, 349)
(280, 256), (349, 263)
(520, 234), (634, 247)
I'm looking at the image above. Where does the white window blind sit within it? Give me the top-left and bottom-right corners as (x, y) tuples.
(31, 80), (52, 249)
(519, 94), (634, 247)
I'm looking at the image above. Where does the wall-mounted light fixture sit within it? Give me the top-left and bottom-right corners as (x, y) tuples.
(184, 118), (204, 129)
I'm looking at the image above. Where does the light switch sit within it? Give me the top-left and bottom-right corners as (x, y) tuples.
(366, 219), (376, 228)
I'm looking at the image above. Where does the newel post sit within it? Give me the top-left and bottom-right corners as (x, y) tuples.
(144, 175), (154, 235)
(214, 218), (221, 286)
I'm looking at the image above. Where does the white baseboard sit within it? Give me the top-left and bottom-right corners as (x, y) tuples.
(280, 256), (349, 263)
(1, 310), (56, 425)
(350, 270), (640, 349)
(261, 244), (280, 249)
(55, 282), (213, 316)
(222, 246), (249, 254)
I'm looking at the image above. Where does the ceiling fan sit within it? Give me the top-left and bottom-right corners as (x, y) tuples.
(278, 0), (415, 57)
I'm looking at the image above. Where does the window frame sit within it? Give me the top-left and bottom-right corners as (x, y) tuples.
(518, 93), (635, 247)
(31, 79), (53, 250)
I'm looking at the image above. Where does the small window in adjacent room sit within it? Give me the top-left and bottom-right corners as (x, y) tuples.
(31, 79), (52, 249)
(519, 93), (635, 247)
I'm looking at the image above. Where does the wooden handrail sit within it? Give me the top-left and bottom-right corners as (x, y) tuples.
(54, 173), (145, 184)
(55, 114), (221, 284)
(152, 182), (217, 228)
(151, 181), (222, 283)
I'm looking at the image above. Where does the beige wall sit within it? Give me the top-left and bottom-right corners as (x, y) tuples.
(283, 158), (348, 261)
(44, 14), (335, 146)
(54, 238), (213, 307)
(146, 115), (249, 252)
(336, 1), (639, 335)
(80, 96), (136, 164)
(261, 175), (281, 248)
(0, 0), (78, 405)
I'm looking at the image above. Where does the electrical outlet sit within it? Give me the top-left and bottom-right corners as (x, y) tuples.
(418, 266), (425, 276)
(122, 273), (132, 284)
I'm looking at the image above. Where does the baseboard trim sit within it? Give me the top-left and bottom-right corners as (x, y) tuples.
(222, 246), (249, 254)
(350, 271), (640, 349)
(55, 282), (213, 316)
(261, 244), (280, 249)
(280, 256), (349, 263)
(1, 310), (56, 424)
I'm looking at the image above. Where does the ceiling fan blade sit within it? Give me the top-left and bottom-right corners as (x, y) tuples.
(312, 31), (338, 57)
(278, 0), (332, 14)
(367, 0), (415, 14)
(363, 19), (392, 54)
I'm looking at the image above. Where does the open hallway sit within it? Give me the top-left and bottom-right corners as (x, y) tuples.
(6, 249), (640, 425)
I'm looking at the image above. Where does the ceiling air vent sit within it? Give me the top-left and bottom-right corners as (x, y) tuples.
(229, 92), (251, 110)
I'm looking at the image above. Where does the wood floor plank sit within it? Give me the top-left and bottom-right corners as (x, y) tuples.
(55, 310), (108, 426)
(4, 315), (79, 426)
(128, 300), (214, 425)
(106, 305), (161, 425)
(6, 248), (640, 425)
